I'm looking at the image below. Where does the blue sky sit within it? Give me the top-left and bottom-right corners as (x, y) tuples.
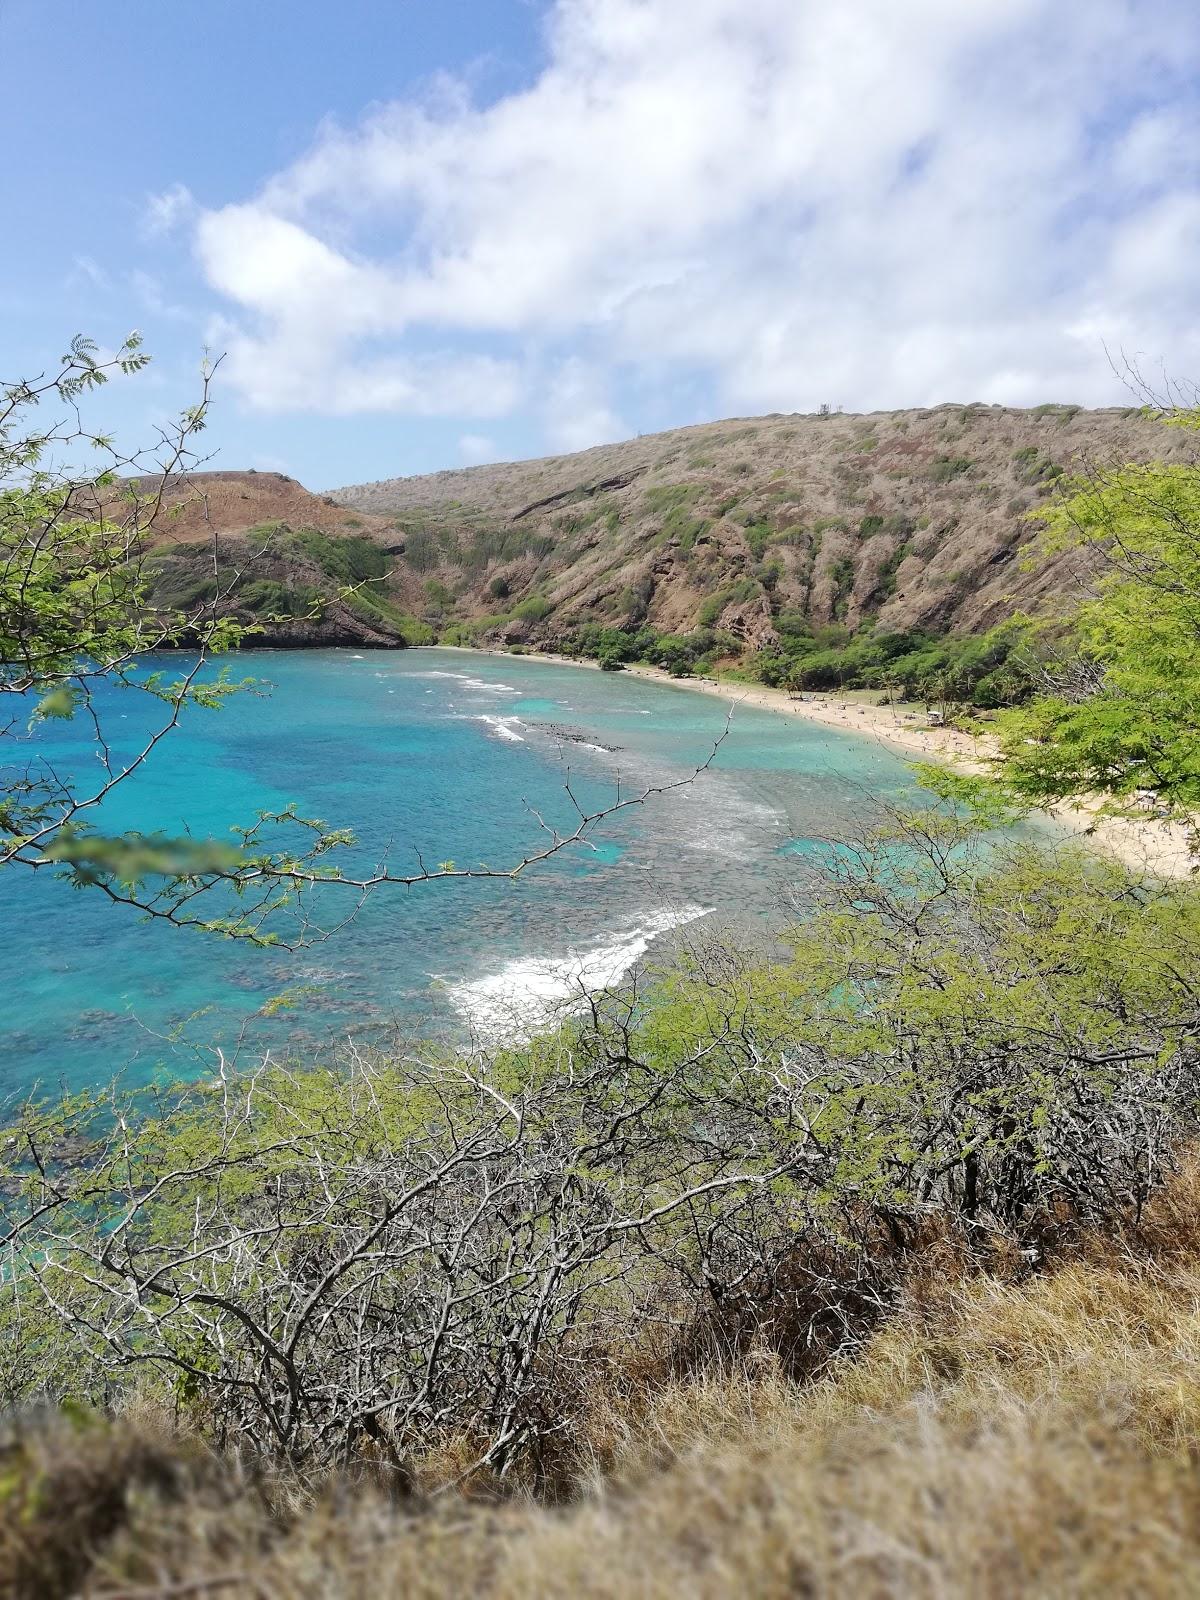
(4, 0), (1198, 487)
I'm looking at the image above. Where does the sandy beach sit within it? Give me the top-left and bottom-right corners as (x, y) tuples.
(467, 647), (1197, 880)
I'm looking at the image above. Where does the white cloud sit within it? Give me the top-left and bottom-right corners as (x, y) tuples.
(1111, 110), (1199, 197)
(215, 325), (524, 417)
(70, 254), (109, 290)
(187, 0), (1200, 441)
(144, 182), (197, 239)
(459, 432), (498, 464)
(129, 269), (190, 321)
(543, 359), (629, 452)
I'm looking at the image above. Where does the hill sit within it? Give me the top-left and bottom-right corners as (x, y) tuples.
(334, 404), (1184, 652)
(135, 470), (395, 546)
(131, 472), (433, 648)
(135, 406), (1192, 667)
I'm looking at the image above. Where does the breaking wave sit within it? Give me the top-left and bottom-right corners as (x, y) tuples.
(475, 714), (526, 742)
(442, 904), (712, 1044)
(411, 670), (520, 695)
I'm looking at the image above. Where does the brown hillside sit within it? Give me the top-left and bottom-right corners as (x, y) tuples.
(134, 470), (394, 546)
(127, 473), (428, 649)
(120, 406), (1194, 658)
(335, 403), (1191, 648)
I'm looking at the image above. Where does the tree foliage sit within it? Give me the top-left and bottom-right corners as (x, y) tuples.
(994, 412), (1200, 813)
(751, 619), (1038, 707)
(0, 337), (262, 912)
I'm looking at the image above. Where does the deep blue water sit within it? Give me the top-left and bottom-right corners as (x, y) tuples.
(1, 648), (916, 1095)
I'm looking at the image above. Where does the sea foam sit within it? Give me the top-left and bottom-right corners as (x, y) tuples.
(475, 714), (525, 742)
(412, 670), (520, 695)
(443, 904), (712, 1044)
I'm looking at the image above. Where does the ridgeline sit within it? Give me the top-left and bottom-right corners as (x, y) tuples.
(142, 404), (1184, 700)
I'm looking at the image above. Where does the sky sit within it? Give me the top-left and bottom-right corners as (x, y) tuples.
(3, 0), (1198, 487)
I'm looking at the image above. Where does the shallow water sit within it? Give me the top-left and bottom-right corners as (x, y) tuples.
(1, 648), (916, 1093)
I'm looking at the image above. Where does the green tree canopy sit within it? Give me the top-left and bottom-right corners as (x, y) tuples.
(993, 411), (1200, 817)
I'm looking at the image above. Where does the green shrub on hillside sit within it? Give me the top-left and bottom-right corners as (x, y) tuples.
(465, 527), (556, 571)
(286, 529), (391, 587)
(643, 483), (702, 513)
(144, 561), (238, 613)
(238, 578), (322, 618)
(743, 521), (774, 559)
(562, 621), (733, 676)
(928, 455), (974, 483)
(398, 528), (441, 572)
(875, 540), (912, 601)
(1012, 444), (1065, 488)
(829, 555), (856, 619)
(440, 620), (482, 646)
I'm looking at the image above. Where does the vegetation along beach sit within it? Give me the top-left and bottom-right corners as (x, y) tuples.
(3, 2), (1200, 1596)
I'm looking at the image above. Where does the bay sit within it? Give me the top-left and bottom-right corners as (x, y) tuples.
(1, 647), (916, 1094)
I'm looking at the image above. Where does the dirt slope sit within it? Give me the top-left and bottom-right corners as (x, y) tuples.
(122, 406), (1192, 656)
(135, 470), (394, 546)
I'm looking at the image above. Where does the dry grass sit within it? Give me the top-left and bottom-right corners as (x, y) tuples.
(13, 1161), (1200, 1598)
(129, 471), (393, 548)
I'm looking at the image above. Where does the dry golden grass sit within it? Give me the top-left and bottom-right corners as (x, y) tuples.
(14, 1161), (1200, 1598)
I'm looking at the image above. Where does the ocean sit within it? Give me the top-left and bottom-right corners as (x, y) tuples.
(1, 648), (917, 1095)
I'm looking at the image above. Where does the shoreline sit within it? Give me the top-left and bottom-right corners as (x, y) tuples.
(443, 644), (1197, 881)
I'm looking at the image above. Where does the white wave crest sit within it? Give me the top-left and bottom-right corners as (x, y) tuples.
(476, 714), (525, 743)
(411, 670), (519, 695)
(443, 905), (712, 1044)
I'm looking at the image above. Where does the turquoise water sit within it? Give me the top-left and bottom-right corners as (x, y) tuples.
(1, 648), (916, 1094)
